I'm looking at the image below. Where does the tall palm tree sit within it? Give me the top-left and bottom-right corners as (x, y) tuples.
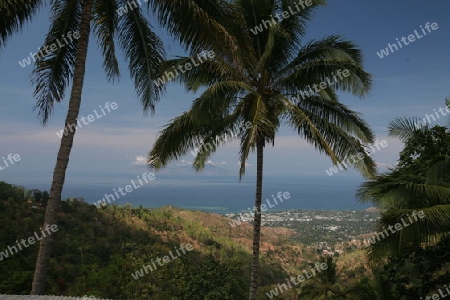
(148, 1), (375, 298)
(357, 99), (450, 261)
(7, 0), (243, 294)
(1, 0), (243, 295)
(30, 0), (165, 294)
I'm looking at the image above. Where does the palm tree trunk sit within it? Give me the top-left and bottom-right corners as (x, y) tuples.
(31, 0), (93, 294)
(249, 141), (264, 300)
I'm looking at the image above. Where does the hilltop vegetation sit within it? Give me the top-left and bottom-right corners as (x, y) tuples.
(0, 181), (339, 299)
(2, 167), (450, 300)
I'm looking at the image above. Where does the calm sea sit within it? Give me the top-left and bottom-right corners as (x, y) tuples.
(30, 175), (371, 213)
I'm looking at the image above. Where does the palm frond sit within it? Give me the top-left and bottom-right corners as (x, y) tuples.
(155, 55), (247, 92)
(149, 0), (247, 61)
(148, 111), (204, 169)
(295, 95), (374, 142)
(117, 6), (165, 113)
(92, 0), (120, 81)
(0, 0), (43, 50)
(263, 0), (326, 69)
(366, 206), (450, 261)
(282, 96), (336, 162)
(149, 108), (247, 172)
(278, 35), (371, 97)
(282, 96), (376, 177)
(253, 21), (283, 73)
(31, 0), (81, 124)
(427, 158), (450, 185)
(191, 114), (242, 171)
(357, 171), (450, 209)
(238, 93), (275, 178)
(387, 116), (426, 141)
(190, 80), (254, 118)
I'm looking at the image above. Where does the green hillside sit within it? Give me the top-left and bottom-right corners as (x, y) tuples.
(0, 181), (310, 299)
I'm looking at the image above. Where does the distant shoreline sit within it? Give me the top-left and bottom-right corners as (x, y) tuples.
(17, 175), (372, 213)
(63, 199), (377, 215)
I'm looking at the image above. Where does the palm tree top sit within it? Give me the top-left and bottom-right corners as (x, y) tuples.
(30, 0), (166, 124)
(149, 0), (375, 179)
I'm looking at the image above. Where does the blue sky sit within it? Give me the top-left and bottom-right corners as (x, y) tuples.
(0, 0), (449, 187)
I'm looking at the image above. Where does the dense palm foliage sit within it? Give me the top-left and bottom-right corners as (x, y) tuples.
(298, 256), (346, 299)
(148, 0), (375, 298)
(358, 99), (450, 261)
(378, 236), (450, 299)
(344, 269), (394, 300)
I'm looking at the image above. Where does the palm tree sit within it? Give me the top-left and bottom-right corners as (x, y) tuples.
(1, 0), (243, 295)
(298, 256), (346, 299)
(0, 0), (243, 294)
(148, 1), (375, 298)
(357, 99), (450, 261)
(30, 0), (166, 294)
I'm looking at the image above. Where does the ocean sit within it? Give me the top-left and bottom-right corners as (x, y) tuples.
(30, 175), (371, 214)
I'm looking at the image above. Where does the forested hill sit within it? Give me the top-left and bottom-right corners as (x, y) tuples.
(0, 181), (314, 299)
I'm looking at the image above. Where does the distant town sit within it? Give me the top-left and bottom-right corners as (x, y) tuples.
(225, 208), (380, 250)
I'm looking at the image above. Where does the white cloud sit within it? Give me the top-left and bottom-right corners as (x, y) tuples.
(375, 161), (397, 169)
(237, 161), (252, 167)
(177, 160), (193, 166)
(206, 160), (227, 166)
(132, 155), (147, 165)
